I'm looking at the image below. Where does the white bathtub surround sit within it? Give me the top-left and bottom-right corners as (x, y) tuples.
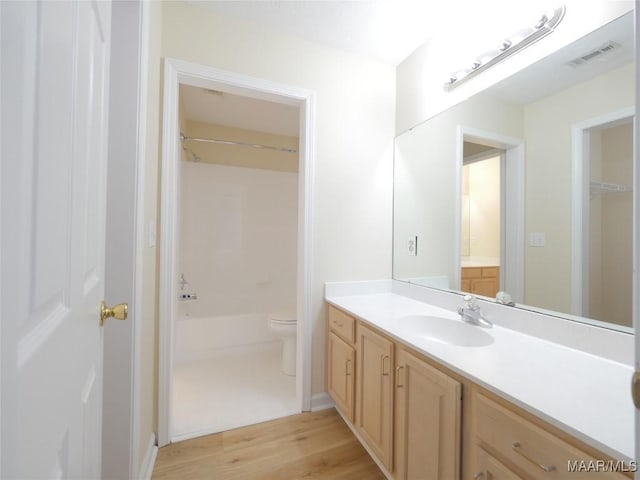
(174, 313), (277, 363)
(325, 279), (634, 463)
(172, 342), (297, 441)
(179, 161), (298, 320)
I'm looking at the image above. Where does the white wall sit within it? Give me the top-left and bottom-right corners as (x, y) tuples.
(394, 94), (522, 286)
(160, 1), (395, 399)
(178, 161), (298, 319)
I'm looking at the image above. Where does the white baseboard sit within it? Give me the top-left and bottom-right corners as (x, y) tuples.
(310, 392), (334, 411)
(139, 433), (158, 480)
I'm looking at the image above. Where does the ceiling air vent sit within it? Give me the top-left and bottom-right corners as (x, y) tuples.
(566, 41), (621, 67)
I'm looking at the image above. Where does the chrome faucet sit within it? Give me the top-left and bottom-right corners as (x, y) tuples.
(457, 295), (492, 328)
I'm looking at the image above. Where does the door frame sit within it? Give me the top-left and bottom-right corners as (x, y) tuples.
(158, 58), (315, 446)
(456, 126), (525, 302)
(570, 106), (634, 316)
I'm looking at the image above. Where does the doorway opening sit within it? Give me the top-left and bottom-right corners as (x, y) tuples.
(461, 144), (504, 298)
(158, 59), (315, 446)
(456, 127), (525, 302)
(572, 108), (633, 327)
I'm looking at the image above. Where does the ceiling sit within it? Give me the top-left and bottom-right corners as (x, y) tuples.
(486, 11), (634, 105)
(191, 0), (441, 66)
(180, 85), (300, 136)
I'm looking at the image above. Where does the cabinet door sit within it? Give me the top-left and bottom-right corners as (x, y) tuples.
(470, 277), (499, 297)
(327, 332), (355, 422)
(356, 323), (394, 471)
(473, 447), (524, 480)
(394, 349), (461, 480)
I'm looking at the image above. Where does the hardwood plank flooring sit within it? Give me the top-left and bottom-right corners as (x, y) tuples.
(152, 408), (386, 480)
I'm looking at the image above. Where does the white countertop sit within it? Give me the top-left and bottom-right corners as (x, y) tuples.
(461, 256), (500, 268)
(325, 291), (634, 463)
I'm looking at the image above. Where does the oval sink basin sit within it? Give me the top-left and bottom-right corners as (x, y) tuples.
(396, 315), (494, 347)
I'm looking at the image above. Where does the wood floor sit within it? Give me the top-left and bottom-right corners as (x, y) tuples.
(152, 408), (386, 480)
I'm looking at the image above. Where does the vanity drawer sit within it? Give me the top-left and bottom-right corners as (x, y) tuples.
(474, 393), (629, 479)
(328, 305), (355, 344)
(482, 267), (499, 278)
(461, 267), (482, 279)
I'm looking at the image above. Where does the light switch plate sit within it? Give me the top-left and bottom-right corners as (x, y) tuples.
(529, 232), (545, 247)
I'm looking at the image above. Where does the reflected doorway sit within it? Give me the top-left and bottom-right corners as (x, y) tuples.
(575, 114), (633, 327)
(461, 143), (503, 298)
(455, 127), (524, 303)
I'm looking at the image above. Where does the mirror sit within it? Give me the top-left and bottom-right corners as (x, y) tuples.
(393, 12), (634, 331)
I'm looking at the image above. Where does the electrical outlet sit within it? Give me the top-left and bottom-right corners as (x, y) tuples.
(178, 293), (198, 301)
(408, 236), (418, 256)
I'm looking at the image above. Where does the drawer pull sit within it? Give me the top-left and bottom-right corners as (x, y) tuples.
(346, 359), (352, 376)
(396, 366), (404, 387)
(381, 355), (390, 376)
(473, 473), (484, 479)
(333, 320), (344, 327)
(512, 442), (556, 472)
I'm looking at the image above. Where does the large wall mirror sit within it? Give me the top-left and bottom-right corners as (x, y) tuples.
(393, 11), (634, 332)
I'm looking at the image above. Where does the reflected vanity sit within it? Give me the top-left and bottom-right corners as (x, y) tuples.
(393, 12), (634, 331)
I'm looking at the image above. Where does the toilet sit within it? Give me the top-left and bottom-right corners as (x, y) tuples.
(268, 312), (297, 376)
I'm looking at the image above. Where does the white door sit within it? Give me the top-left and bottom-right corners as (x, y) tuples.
(1, 1), (112, 478)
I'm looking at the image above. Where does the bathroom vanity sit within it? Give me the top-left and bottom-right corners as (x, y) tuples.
(325, 282), (634, 480)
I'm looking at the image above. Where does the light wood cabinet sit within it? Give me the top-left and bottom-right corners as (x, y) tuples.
(356, 322), (395, 471)
(327, 331), (355, 422)
(469, 390), (631, 479)
(462, 266), (499, 297)
(327, 306), (356, 422)
(475, 447), (524, 479)
(326, 304), (629, 480)
(394, 348), (461, 480)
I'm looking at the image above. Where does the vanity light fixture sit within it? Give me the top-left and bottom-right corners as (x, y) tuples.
(445, 5), (566, 90)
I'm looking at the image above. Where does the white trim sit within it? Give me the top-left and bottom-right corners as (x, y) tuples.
(456, 126), (525, 301)
(570, 106), (634, 316)
(138, 433), (158, 480)
(310, 392), (335, 412)
(131, 0), (149, 476)
(158, 58), (315, 446)
(453, 128), (463, 289)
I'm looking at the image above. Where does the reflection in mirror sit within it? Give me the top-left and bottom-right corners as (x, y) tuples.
(461, 144), (502, 298)
(393, 12), (634, 331)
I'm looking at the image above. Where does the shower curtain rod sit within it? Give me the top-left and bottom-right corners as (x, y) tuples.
(180, 134), (298, 154)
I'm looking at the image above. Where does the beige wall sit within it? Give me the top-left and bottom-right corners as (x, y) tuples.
(523, 63), (634, 313)
(155, 1), (395, 407)
(590, 123), (633, 326)
(465, 156), (501, 259)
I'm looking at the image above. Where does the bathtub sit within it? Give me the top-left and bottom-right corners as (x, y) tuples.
(174, 312), (278, 363)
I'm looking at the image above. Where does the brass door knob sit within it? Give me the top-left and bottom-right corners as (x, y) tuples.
(100, 301), (128, 326)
